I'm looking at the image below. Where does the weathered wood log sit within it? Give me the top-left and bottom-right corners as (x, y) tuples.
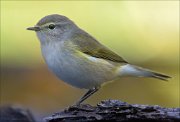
(45, 100), (180, 122)
(0, 106), (36, 122)
(1, 100), (179, 122)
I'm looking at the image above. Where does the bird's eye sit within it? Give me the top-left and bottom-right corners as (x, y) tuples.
(48, 24), (55, 30)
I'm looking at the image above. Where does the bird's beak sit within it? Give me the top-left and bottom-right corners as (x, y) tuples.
(27, 26), (41, 31)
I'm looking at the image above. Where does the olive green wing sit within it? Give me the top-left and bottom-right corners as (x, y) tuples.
(83, 47), (128, 63)
(72, 30), (128, 63)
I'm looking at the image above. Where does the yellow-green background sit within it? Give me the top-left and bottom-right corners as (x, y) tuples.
(1, 0), (179, 118)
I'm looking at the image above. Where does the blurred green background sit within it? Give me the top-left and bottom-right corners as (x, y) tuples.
(1, 0), (179, 118)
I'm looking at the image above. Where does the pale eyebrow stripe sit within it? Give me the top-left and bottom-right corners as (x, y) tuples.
(41, 22), (70, 27)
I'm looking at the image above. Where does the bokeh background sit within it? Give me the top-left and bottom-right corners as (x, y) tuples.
(1, 0), (179, 119)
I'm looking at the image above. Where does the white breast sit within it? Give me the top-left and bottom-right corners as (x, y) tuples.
(41, 42), (117, 89)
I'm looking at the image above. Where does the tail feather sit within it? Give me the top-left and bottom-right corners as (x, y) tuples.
(151, 72), (171, 81)
(119, 64), (171, 81)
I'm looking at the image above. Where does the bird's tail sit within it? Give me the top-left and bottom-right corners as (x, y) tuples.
(119, 64), (171, 81)
(150, 72), (171, 81)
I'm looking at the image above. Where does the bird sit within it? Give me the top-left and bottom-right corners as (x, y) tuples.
(27, 14), (171, 105)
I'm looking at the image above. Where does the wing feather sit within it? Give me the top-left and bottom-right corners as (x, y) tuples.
(71, 29), (128, 63)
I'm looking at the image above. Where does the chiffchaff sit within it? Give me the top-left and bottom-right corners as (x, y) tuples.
(27, 14), (170, 105)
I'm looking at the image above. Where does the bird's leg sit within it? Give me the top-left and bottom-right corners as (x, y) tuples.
(75, 87), (100, 106)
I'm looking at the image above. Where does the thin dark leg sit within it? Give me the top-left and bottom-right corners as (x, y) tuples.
(76, 87), (100, 105)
